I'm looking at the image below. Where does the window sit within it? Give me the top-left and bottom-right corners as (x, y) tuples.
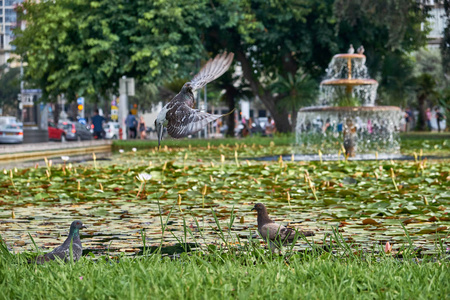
(5, 25), (15, 36)
(5, 9), (17, 23)
(5, 0), (24, 6)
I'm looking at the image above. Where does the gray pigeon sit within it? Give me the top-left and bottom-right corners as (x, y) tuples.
(357, 45), (365, 54)
(154, 51), (234, 148)
(33, 220), (86, 264)
(252, 203), (314, 251)
(348, 44), (355, 54)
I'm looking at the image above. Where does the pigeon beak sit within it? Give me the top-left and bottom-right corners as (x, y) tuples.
(251, 206), (256, 211)
(81, 225), (87, 229)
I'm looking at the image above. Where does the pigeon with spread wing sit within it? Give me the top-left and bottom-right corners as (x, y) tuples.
(155, 52), (234, 148)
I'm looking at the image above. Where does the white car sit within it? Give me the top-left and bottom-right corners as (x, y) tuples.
(104, 122), (120, 139)
(0, 116), (23, 144)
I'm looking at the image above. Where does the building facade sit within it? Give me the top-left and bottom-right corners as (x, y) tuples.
(0, 0), (23, 66)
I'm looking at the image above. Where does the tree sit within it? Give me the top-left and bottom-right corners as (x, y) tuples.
(0, 66), (20, 116)
(13, 0), (430, 134)
(203, 0), (429, 133)
(13, 0), (207, 103)
(442, 0), (450, 74)
(202, 0), (337, 133)
(270, 70), (318, 131)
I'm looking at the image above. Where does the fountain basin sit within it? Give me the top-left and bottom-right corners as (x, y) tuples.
(321, 78), (378, 86)
(296, 106), (403, 156)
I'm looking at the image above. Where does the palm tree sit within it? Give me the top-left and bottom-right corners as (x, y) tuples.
(271, 70), (318, 132)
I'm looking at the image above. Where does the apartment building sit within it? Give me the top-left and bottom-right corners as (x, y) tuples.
(0, 0), (23, 66)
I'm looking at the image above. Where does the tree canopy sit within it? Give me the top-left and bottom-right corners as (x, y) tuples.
(0, 66), (21, 114)
(13, 0), (207, 101)
(12, 0), (431, 132)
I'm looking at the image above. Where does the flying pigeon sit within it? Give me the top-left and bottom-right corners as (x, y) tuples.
(348, 44), (355, 54)
(155, 51), (235, 148)
(357, 45), (365, 54)
(32, 220), (86, 264)
(252, 203), (314, 252)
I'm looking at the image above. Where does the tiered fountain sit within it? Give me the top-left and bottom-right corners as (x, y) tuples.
(295, 50), (403, 160)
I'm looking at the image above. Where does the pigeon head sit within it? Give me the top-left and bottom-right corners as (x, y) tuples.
(182, 82), (193, 92)
(251, 203), (267, 213)
(252, 203), (273, 227)
(69, 220), (86, 236)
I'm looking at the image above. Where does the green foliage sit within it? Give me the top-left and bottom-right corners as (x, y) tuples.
(441, 0), (450, 74)
(271, 70), (319, 111)
(0, 137), (449, 298)
(333, 89), (361, 107)
(13, 0), (207, 102)
(12, 0), (431, 131)
(0, 252), (449, 299)
(0, 66), (20, 110)
(377, 51), (416, 107)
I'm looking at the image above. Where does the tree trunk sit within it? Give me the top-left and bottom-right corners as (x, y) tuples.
(104, 96), (110, 120)
(53, 101), (60, 125)
(417, 95), (427, 131)
(224, 84), (238, 137)
(291, 108), (298, 133)
(70, 102), (78, 121)
(235, 50), (292, 133)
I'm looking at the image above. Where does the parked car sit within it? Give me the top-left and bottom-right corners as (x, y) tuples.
(104, 122), (120, 139)
(59, 121), (92, 141)
(48, 121), (66, 142)
(0, 116), (23, 144)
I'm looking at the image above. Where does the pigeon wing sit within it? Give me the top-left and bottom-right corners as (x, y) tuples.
(166, 104), (225, 139)
(260, 223), (313, 244)
(34, 247), (68, 264)
(189, 52), (234, 91)
(260, 223), (288, 241)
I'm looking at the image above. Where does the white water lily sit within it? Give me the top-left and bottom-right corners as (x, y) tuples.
(136, 172), (152, 182)
(119, 149), (124, 153)
(132, 148), (137, 152)
(61, 156), (70, 162)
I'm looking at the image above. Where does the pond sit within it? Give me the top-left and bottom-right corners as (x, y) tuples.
(0, 143), (449, 258)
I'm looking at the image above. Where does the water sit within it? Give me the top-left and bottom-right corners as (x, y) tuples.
(318, 55), (378, 106)
(296, 107), (403, 155)
(296, 53), (402, 156)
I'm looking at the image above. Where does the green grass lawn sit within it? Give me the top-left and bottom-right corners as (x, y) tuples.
(1, 245), (449, 299)
(1, 135), (449, 299)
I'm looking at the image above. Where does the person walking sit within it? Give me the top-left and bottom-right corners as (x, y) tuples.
(405, 108), (414, 132)
(265, 116), (276, 137)
(126, 112), (137, 139)
(435, 107), (446, 133)
(91, 109), (105, 139)
(139, 116), (146, 140)
(426, 107), (432, 131)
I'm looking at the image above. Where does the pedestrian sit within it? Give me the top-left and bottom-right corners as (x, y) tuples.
(91, 109), (105, 139)
(240, 118), (250, 137)
(405, 108), (415, 132)
(265, 116), (276, 137)
(435, 107), (446, 133)
(426, 107), (432, 131)
(139, 116), (146, 140)
(126, 112), (137, 139)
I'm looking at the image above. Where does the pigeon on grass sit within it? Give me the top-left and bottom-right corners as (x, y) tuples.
(31, 220), (86, 264)
(251, 203), (314, 252)
(155, 51), (235, 148)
